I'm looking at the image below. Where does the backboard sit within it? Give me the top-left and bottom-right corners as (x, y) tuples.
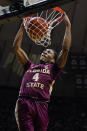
(0, 0), (75, 24)
(24, 0), (47, 7)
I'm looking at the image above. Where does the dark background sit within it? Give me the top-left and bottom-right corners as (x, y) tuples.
(0, 0), (87, 130)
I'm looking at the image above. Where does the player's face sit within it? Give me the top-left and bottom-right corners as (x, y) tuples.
(40, 49), (55, 63)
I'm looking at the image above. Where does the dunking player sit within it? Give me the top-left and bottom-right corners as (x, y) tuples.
(13, 12), (71, 131)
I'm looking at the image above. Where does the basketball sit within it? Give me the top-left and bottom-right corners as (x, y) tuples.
(26, 17), (48, 41)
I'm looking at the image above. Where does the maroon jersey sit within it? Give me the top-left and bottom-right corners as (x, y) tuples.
(19, 60), (62, 101)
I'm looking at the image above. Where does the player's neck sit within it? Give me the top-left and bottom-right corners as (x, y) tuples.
(40, 60), (54, 64)
(40, 60), (46, 64)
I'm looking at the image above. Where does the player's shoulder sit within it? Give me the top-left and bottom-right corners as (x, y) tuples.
(24, 60), (34, 71)
(42, 62), (58, 71)
(47, 62), (58, 68)
(50, 62), (63, 79)
(50, 62), (63, 72)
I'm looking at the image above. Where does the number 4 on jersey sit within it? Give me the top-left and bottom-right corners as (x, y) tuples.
(33, 73), (39, 81)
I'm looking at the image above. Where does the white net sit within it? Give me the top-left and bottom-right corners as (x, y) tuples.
(23, 7), (64, 47)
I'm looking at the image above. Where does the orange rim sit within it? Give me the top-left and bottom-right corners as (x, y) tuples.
(23, 7), (64, 23)
(49, 6), (64, 23)
(52, 7), (64, 14)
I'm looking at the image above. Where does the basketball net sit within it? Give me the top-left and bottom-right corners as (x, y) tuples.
(23, 7), (64, 47)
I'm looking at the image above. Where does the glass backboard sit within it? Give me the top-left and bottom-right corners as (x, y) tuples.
(0, 0), (74, 24)
(24, 0), (47, 7)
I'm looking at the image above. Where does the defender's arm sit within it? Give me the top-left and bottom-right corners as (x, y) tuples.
(57, 12), (71, 68)
(13, 23), (29, 66)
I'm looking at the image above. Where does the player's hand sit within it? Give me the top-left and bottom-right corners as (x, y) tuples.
(63, 12), (71, 27)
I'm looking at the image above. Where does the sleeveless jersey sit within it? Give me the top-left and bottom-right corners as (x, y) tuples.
(19, 60), (62, 101)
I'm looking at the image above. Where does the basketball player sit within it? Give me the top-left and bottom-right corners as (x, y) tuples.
(13, 12), (71, 131)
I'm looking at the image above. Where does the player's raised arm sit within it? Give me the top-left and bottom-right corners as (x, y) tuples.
(57, 12), (71, 68)
(13, 23), (29, 66)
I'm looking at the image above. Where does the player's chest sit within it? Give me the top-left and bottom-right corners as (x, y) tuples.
(24, 65), (52, 81)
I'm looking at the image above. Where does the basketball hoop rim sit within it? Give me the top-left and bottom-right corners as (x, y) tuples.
(23, 6), (65, 47)
(23, 6), (64, 24)
(52, 7), (64, 14)
(50, 7), (64, 23)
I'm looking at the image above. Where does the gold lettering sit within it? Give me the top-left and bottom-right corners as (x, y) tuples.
(27, 70), (31, 73)
(26, 83), (31, 87)
(47, 70), (50, 74)
(40, 84), (44, 89)
(37, 83), (41, 87)
(43, 69), (46, 73)
(26, 69), (50, 74)
(31, 82), (34, 87)
(40, 69), (43, 73)
(34, 82), (37, 87)
(26, 82), (44, 89)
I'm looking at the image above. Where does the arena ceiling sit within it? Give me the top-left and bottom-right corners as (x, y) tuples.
(0, 0), (87, 91)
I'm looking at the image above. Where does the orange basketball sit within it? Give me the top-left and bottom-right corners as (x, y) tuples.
(26, 17), (48, 41)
